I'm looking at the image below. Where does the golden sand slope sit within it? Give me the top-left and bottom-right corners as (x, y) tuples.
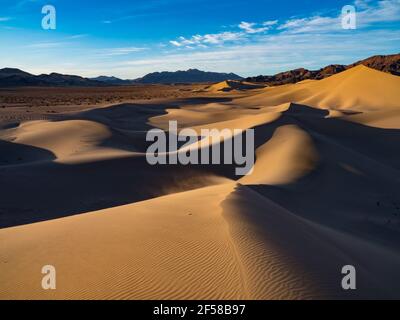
(0, 179), (345, 300)
(344, 109), (400, 129)
(0, 119), (135, 164)
(149, 101), (288, 132)
(240, 125), (319, 185)
(0, 183), (245, 300)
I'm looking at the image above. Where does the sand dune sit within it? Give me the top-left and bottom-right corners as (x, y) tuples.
(1, 66), (400, 299)
(239, 124), (319, 185)
(206, 80), (266, 93)
(0, 119), (136, 163)
(0, 183), (251, 300)
(149, 100), (289, 132)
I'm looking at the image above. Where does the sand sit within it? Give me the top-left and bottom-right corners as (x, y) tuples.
(239, 124), (319, 185)
(206, 80), (266, 93)
(1, 66), (400, 299)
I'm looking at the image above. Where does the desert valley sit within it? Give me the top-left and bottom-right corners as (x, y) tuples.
(1, 55), (400, 299)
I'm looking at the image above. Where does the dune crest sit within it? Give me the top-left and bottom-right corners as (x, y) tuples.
(205, 80), (266, 93)
(0, 119), (136, 163)
(240, 125), (319, 185)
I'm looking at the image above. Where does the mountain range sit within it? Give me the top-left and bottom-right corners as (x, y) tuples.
(90, 69), (243, 85)
(0, 68), (106, 87)
(0, 68), (242, 87)
(132, 69), (242, 84)
(1, 53), (398, 87)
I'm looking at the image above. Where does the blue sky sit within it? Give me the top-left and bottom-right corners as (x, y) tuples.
(0, 0), (399, 78)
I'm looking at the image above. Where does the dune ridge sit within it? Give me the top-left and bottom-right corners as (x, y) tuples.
(206, 80), (266, 93)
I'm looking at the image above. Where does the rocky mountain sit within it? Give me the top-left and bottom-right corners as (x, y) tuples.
(90, 76), (134, 85)
(246, 53), (399, 85)
(0, 68), (106, 87)
(133, 69), (243, 84)
(0, 68), (242, 86)
(349, 54), (400, 75)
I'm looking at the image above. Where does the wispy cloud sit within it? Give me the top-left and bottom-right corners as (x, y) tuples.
(68, 34), (89, 39)
(98, 47), (148, 56)
(239, 21), (269, 34)
(0, 17), (13, 22)
(25, 42), (68, 49)
(14, 0), (47, 9)
(357, 0), (400, 25)
(263, 20), (279, 26)
(277, 16), (340, 33)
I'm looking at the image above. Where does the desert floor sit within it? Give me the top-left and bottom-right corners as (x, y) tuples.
(1, 66), (400, 299)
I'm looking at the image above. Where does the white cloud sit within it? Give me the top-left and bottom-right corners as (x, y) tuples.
(169, 31), (244, 47)
(203, 32), (243, 43)
(278, 16), (341, 33)
(239, 21), (269, 33)
(170, 40), (183, 47)
(263, 20), (279, 26)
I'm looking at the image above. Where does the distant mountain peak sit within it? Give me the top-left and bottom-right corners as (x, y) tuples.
(90, 75), (133, 85)
(0, 69), (106, 87)
(134, 69), (243, 84)
(0, 68), (33, 77)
